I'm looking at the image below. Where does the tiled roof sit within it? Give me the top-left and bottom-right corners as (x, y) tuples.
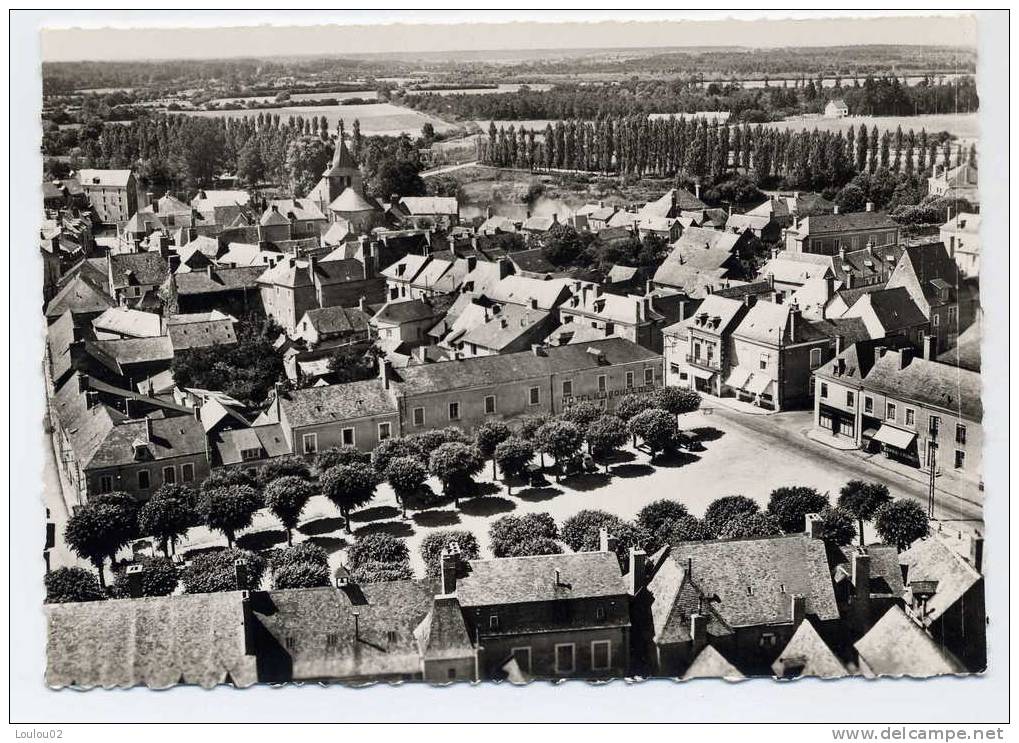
(173, 266), (266, 295)
(45, 274), (115, 319)
(393, 337), (661, 396)
(252, 582), (438, 681)
(77, 168), (133, 188)
(900, 536), (982, 625)
(166, 311), (238, 351)
(854, 606), (962, 677)
(666, 535), (840, 629)
(213, 423), (290, 466)
(683, 645), (744, 680)
(456, 551), (626, 607)
(415, 596), (474, 661)
(109, 252), (169, 290)
(91, 336), (174, 366)
(301, 305), (370, 336)
(278, 378), (397, 428)
(771, 619), (847, 678)
(796, 211), (899, 236)
(46, 591), (257, 689)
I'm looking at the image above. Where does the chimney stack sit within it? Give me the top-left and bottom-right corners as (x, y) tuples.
(923, 334), (937, 361)
(865, 201), (874, 212)
(77, 371), (89, 393)
(234, 558), (249, 589)
(969, 535), (984, 574)
(690, 613), (708, 654)
(851, 550), (871, 606)
(125, 564), (145, 598)
(440, 542), (462, 595)
(832, 204), (839, 215)
(599, 527), (618, 555)
(628, 548), (647, 596)
(379, 357), (392, 389)
(144, 417), (153, 442)
(805, 512), (823, 539)
(790, 594), (806, 627)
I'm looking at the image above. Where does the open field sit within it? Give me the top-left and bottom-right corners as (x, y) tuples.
(771, 112), (978, 140)
(184, 102), (458, 137)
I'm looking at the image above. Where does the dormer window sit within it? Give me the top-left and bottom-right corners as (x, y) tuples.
(241, 447), (262, 462)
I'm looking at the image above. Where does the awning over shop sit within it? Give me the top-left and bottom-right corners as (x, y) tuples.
(747, 373), (774, 396)
(725, 366), (753, 390)
(691, 367), (715, 381)
(872, 424), (917, 450)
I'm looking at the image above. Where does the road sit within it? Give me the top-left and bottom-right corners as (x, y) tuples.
(420, 160), (478, 177)
(709, 406), (983, 529)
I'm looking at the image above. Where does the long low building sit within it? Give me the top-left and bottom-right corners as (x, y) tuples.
(266, 337), (663, 452)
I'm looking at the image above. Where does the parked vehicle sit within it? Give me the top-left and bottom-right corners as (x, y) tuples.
(675, 430), (705, 452)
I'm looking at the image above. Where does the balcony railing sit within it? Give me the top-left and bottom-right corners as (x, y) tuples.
(686, 355), (721, 370)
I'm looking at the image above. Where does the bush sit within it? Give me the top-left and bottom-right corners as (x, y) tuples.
(502, 537), (563, 557)
(350, 560), (415, 584)
(718, 512), (783, 540)
(273, 562), (331, 589)
(703, 495), (760, 537)
(316, 445), (370, 473)
(110, 557), (179, 598)
(347, 532), (410, 568)
(180, 548), (267, 593)
(767, 486), (830, 534)
(489, 513), (558, 558)
(269, 542), (329, 571)
(45, 566), (106, 604)
(636, 499), (690, 537)
(257, 454), (312, 485)
(420, 530), (481, 578)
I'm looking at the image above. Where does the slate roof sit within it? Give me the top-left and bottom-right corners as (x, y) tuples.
(300, 305), (370, 336)
(166, 311), (238, 351)
(893, 242), (963, 308)
(173, 266), (266, 295)
(252, 582), (438, 681)
(483, 275), (573, 310)
(858, 288), (929, 332)
(109, 252), (169, 290)
(47, 312), (91, 384)
(213, 423), (290, 466)
(639, 188), (706, 218)
(725, 213), (772, 233)
(381, 253), (430, 283)
(832, 545), (905, 600)
(415, 596), (474, 661)
(732, 302), (792, 345)
(393, 337), (661, 395)
(771, 619), (847, 678)
(45, 274), (116, 319)
(460, 305), (550, 351)
(88, 414), (208, 469)
(91, 336), (174, 366)
(323, 138), (358, 176)
(278, 378), (397, 428)
(456, 552), (626, 607)
(665, 535), (840, 629)
(647, 556), (731, 645)
(267, 198), (326, 223)
(46, 591), (257, 689)
(218, 242), (283, 268)
(855, 605), (962, 677)
(795, 211), (899, 236)
(77, 169), (133, 188)
(191, 189), (250, 208)
(93, 308), (163, 339)
(399, 196), (459, 216)
(329, 188), (378, 213)
(936, 315), (981, 372)
(373, 298), (446, 325)
(477, 215), (518, 235)
(677, 294), (747, 337)
(900, 536), (983, 625)
(683, 645), (745, 679)
(747, 192), (835, 220)
(508, 248), (557, 276)
(322, 220), (352, 246)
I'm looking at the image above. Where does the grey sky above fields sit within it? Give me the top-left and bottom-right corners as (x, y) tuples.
(41, 11), (976, 62)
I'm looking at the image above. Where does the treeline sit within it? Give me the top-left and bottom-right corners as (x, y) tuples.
(478, 115), (970, 193)
(46, 110), (427, 200)
(402, 76), (978, 122)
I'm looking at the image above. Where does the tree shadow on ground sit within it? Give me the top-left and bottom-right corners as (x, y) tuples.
(353, 520), (415, 539)
(460, 496), (516, 517)
(473, 481), (502, 498)
(690, 426), (725, 443)
(180, 545), (225, 561)
(403, 485), (448, 512)
(653, 450), (702, 469)
(611, 463), (655, 479)
(349, 505), (401, 523)
(298, 516), (346, 536)
(304, 535), (348, 552)
(562, 472), (613, 492)
(604, 449), (638, 465)
(412, 509), (461, 528)
(237, 529), (287, 552)
(515, 486), (564, 503)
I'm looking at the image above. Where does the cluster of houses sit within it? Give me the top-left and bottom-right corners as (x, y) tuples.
(41, 129), (984, 686)
(46, 518), (985, 686)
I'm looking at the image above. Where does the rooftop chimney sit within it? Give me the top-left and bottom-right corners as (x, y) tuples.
(805, 512), (823, 539)
(379, 357), (392, 389)
(969, 534), (984, 574)
(234, 558), (249, 589)
(628, 548), (647, 596)
(690, 613), (708, 654)
(922, 334), (937, 361)
(440, 542), (462, 595)
(851, 550), (871, 605)
(832, 205), (839, 215)
(125, 564), (145, 598)
(144, 417), (153, 442)
(865, 201), (874, 212)
(599, 527), (618, 555)
(790, 594), (806, 627)
(77, 371), (89, 393)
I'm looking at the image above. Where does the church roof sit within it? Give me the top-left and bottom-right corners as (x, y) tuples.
(329, 188), (377, 213)
(324, 138), (358, 177)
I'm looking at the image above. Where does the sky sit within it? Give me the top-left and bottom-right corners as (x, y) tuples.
(39, 11), (977, 63)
